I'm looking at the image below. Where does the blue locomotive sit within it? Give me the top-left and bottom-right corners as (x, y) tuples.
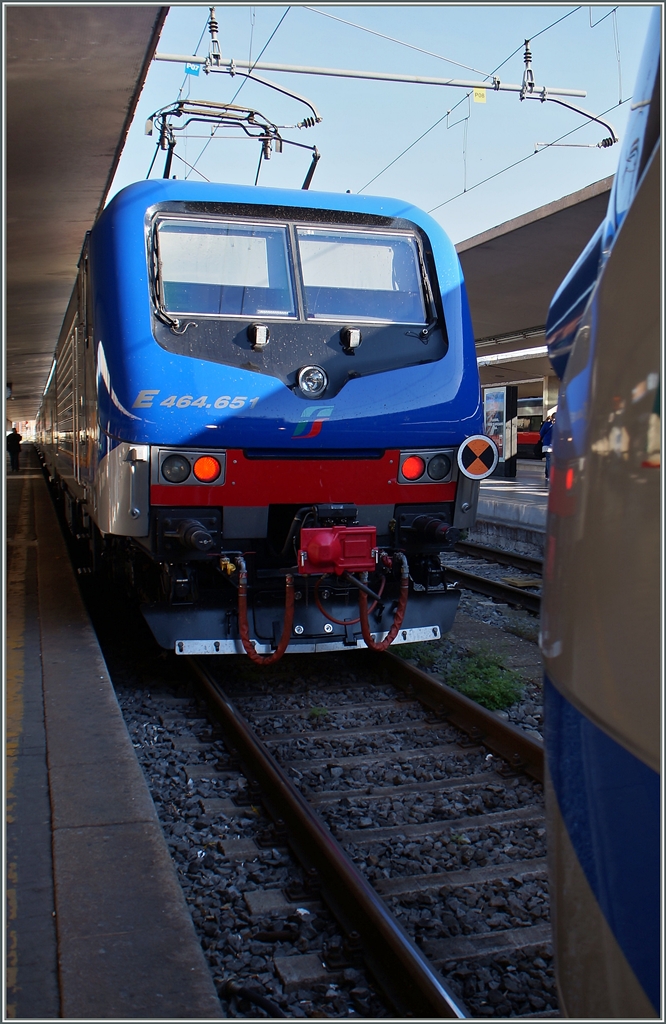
(542, 8), (660, 1016)
(37, 179), (497, 661)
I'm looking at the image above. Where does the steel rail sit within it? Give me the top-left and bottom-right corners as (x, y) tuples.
(443, 566), (541, 614)
(454, 540), (543, 575)
(189, 658), (468, 1019)
(376, 651), (544, 783)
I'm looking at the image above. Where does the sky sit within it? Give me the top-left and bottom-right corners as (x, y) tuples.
(108, 4), (657, 244)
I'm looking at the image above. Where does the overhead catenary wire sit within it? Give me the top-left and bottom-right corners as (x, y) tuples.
(359, 112), (450, 193)
(176, 21), (209, 101)
(186, 6), (292, 179)
(359, 90), (477, 194)
(178, 26), (210, 167)
(492, 6), (582, 75)
(302, 6), (491, 77)
(153, 4), (620, 198)
(248, 6), (255, 69)
(171, 151), (211, 182)
(612, 8), (623, 104)
(356, 5), (583, 194)
(589, 6), (618, 30)
(428, 97), (630, 214)
(145, 17), (210, 178)
(229, 6), (292, 104)
(145, 142), (161, 180)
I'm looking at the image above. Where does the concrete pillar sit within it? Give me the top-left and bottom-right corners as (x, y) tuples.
(543, 375), (560, 415)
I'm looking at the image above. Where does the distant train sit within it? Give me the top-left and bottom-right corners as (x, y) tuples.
(516, 399), (544, 458)
(36, 179), (497, 662)
(542, 7), (660, 1017)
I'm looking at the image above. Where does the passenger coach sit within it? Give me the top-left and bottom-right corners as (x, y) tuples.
(542, 7), (660, 1016)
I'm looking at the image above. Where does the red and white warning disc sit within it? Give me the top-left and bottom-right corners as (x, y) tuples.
(457, 435), (499, 480)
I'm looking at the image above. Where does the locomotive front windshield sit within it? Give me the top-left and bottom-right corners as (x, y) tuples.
(155, 217), (428, 324)
(296, 228), (427, 323)
(157, 220), (297, 318)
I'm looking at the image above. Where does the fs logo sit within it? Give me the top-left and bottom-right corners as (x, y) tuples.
(292, 405), (334, 439)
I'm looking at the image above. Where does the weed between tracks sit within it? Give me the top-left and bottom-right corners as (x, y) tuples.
(393, 642), (524, 711)
(446, 652), (524, 710)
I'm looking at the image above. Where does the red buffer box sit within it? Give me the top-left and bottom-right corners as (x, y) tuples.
(298, 526), (377, 576)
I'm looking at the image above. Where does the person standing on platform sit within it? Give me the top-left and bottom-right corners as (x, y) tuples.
(540, 414), (554, 481)
(6, 427), (22, 472)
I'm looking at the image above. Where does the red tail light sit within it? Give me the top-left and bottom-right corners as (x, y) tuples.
(401, 455), (426, 480)
(193, 456), (221, 482)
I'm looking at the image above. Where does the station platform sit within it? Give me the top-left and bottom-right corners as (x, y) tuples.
(5, 446), (222, 1018)
(471, 459), (548, 556)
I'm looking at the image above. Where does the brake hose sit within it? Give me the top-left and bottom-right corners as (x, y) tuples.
(235, 556), (294, 665)
(358, 552), (409, 652)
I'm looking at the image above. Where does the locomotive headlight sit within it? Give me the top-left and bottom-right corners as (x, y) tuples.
(297, 365), (328, 398)
(427, 454), (452, 480)
(193, 456), (221, 482)
(161, 454), (191, 483)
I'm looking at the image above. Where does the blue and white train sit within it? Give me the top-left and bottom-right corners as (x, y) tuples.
(542, 8), (661, 1016)
(36, 180), (497, 662)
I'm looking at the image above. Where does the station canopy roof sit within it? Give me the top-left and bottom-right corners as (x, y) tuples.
(5, 7), (612, 421)
(5, 6), (167, 422)
(457, 175), (613, 391)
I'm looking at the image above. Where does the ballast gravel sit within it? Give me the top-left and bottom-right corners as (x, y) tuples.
(114, 681), (389, 1018)
(444, 948), (557, 1017)
(440, 551), (541, 643)
(323, 778), (544, 839)
(223, 656), (556, 1018)
(392, 552), (546, 741)
(82, 547), (555, 1019)
(387, 873), (550, 938)
(344, 817), (547, 880)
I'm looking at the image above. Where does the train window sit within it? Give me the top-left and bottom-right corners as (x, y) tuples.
(156, 219), (297, 318)
(517, 416), (542, 431)
(295, 227), (428, 323)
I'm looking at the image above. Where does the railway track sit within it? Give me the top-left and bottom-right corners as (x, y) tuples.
(442, 543), (543, 615)
(443, 568), (541, 615)
(82, 524), (552, 1017)
(454, 541), (543, 576)
(187, 650), (556, 1018)
(60, 423), (551, 1016)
